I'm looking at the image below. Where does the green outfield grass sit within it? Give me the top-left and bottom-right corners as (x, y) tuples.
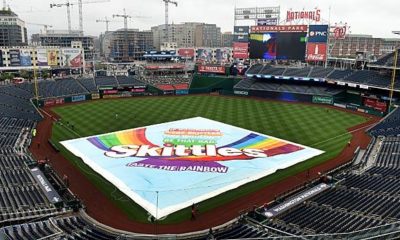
(51, 95), (368, 224)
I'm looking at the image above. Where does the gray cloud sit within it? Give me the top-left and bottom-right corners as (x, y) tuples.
(8, 0), (400, 39)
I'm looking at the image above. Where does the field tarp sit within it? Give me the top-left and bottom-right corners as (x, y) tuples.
(61, 117), (323, 219)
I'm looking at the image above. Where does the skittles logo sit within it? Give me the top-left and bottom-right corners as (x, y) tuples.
(87, 128), (304, 173)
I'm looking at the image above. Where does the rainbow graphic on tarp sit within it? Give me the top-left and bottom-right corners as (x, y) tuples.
(87, 128), (157, 151)
(61, 117), (324, 219)
(87, 130), (303, 163)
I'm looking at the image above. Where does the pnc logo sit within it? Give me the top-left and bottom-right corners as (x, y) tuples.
(309, 31), (327, 37)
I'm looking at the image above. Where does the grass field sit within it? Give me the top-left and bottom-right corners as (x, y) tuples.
(51, 95), (368, 224)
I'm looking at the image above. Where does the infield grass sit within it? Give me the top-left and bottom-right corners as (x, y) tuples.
(51, 95), (369, 224)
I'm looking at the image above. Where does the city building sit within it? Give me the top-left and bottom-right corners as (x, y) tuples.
(152, 22), (200, 50)
(221, 32), (234, 48)
(152, 22), (223, 50)
(195, 23), (221, 48)
(101, 29), (154, 62)
(0, 9), (27, 47)
(31, 30), (94, 60)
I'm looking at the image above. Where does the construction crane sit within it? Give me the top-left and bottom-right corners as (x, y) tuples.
(112, 8), (132, 30)
(96, 17), (111, 32)
(50, 1), (72, 33)
(96, 17), (122, 32)
(50, 0), (109, 34)
(27, 23), (53, 34)
(77, 0), (109, 34)
(162, 0), (177, 43)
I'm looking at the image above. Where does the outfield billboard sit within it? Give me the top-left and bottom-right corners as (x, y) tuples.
(9, 49), (21, 66)
(20, 49), (32, 66)
(308, 25), (329, 43)
(312, 96), (333, 104)
(233, 42), (249, 59)
(37, 48), (48, 66)
(61, 117), (323, 219)
(198, 65), (226, 74)
(197, 49), (212, 62)
(62, 48), (82, 68)
(215, 48), (231, 63)
(47, 50), (58, 66)
(71, 95), (86, 102)
(178, 48), (195, 58)
(306, 43), (327, 61)
(0, 50), (3, 67)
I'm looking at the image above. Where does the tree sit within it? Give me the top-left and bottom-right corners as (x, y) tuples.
(41, 70), (50, 79)
(19, 70), (30, 80)
(0, 72), (15, 82)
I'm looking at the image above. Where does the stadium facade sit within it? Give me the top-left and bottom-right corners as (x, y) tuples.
(0, 46), (85, 70)
(330, 34), (400, 59)
(31, 30), (94, 60)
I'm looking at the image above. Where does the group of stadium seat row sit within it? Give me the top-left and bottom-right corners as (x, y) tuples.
(140, 74), (192, 91)
(232, 135), (400, 237)
(370, 108), (400, 136)
(235, 78), (342, 97)
(246, 65), (399, 89)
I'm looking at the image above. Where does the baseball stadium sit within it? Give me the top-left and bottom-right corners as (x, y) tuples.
(0, 2), (400, 240)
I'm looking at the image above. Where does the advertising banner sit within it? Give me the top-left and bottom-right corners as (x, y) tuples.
(178, 48), (195, 58)
(312, 96), (333, 105)
(130, 88), (145, 93)
(265, 183), (329, 218)
(47, 50), (58, 66)
(308, 25), (329, 43)
(198, 65), (226, 74)
(234, 90), (249, 95)
(20, 49), (32, 66)
(233, 42), (249, 59)
(306, 43), (327, 61)
(196, 49), (212, 62)
(9, 49), (21, 66)
(176, 89), (189, 95)
(364, 98), (387, 112)
(91, 93), (100, 100)
(62, 48), (82, 68)
(71, 95), (86, 102)
(257, 18), (278, 26)
(44, 98), (64, 106)
(234, 26), (250, 34)
(233, 34), (249, 43)
(31, 168), (62, 204)
(215, 48), (231, 63)
(62, 117), (323, 219)
(0, 50), (3, 67)
(37, 48), (48, 66)
(251, 25), (307, 33)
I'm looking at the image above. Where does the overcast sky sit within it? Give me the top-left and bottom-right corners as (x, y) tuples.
(8, 0), (400, 39)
